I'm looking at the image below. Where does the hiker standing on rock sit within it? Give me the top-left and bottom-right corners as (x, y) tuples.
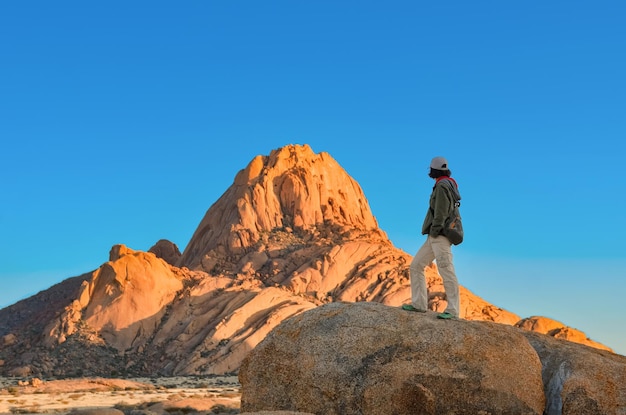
(403, 156), (462, 319)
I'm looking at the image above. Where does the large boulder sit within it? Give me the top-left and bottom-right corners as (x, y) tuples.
(522, 330), (626, 415)
(240, 301), (545, 415)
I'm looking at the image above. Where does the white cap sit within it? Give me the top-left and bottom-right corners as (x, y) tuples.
(430, 156), (449, 170)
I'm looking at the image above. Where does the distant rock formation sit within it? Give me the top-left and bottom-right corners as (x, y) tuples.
(516, 315), (612, 351)
(0, 144), (615, 378)
(42, 245), (186, 351)
(179, 144), (381, 270)
(149, 239), (182, 266)
(240, 302), (626, 415)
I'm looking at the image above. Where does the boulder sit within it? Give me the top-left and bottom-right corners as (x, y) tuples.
(522, 330), (626, 415)
(517, 316), (612, 352)
(8, 365), (31, 377)
(148, 239), (182, 266)
(240, 301), (545, 415)
(1, 333), (17, 347)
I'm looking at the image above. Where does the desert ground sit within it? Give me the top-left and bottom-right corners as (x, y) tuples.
(0, 376), (241, 414)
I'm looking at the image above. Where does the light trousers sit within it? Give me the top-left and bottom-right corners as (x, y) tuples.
(409, 235), (460, 317)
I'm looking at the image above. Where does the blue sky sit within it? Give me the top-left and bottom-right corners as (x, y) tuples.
(1, 2), (624, 355)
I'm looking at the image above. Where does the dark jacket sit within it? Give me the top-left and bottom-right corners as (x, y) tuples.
(421, 177), (461, 237)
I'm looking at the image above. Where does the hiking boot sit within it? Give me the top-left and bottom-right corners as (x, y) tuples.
(401, 304), (427, 313)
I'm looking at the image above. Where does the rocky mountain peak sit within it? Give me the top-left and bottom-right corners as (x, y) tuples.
(109, 243), (136, 261)
(0, 144), (614, 379)
(179, 144), (381, 271)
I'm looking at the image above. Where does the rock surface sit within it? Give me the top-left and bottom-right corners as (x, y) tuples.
(521, 330), (626, 415)
(149, 239), (182, 266)
(516, 315), (612, 351)
(240, 301), (546, 415)
(43, 245), (186, 351)
(0, 144), (615, 378)
(179, 144), (380, 268)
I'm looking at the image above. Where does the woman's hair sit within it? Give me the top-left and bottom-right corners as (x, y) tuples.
(429, 168), (452, 178)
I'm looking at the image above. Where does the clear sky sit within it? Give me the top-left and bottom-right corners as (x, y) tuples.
(1, 2), (624, 355)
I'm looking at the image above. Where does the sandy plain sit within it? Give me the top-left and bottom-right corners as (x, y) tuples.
(0, 376), (241, 414)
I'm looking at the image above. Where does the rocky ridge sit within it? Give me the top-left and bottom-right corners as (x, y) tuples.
(241, 302), (626, 415)
(0, 144), (614, 378)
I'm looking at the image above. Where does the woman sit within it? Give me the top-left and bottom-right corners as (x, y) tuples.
(402, 156), (461, 319)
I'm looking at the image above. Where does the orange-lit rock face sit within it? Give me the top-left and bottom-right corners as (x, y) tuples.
(41, 245), (184, 351)
(180, 144), (379, 268)
(516, 316), (612, 352)
(81, 246), (184, 350)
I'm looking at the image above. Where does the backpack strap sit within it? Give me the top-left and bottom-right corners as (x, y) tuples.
(438, 179), (461, 207)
